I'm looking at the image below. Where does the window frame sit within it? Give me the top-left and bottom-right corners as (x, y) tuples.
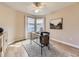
(26, 16), (46, 33)
(27, 16), (36, 32)
(35, 17), (45, 32)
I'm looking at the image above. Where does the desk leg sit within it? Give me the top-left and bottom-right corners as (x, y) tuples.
(30, 33), (32, 44)
(41, 46), (42, 56)
(48, 44), (50, 50)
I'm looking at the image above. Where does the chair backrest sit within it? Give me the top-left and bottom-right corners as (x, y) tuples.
(0, 27), (4, 33)
(40, 32), (50, 46)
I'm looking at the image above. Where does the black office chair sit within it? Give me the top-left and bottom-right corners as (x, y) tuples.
(0, 27), (4, 52)
(40, 32), (50, 55)
(0, 27), (4, 36)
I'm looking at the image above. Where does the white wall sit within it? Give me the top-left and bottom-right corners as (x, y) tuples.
(46, 3), (79, 48)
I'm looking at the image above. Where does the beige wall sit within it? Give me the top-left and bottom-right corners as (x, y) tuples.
(0, 4), (16, 44)
(0, 4), (26, 45)
(46, 3), (79, 47)
(15, 11), (25, 41)
(1, 3), (79, 48)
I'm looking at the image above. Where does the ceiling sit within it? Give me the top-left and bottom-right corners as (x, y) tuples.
(2, 2), (77, 15)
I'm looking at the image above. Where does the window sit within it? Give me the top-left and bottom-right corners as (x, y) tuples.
(27, 17), (45, 32)
(36, 18), (44, 32)
(27, 17), (35, 32)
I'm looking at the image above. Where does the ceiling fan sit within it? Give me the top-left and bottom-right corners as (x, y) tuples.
(32, 2), (46, 13)
(33, 2), (42, 8)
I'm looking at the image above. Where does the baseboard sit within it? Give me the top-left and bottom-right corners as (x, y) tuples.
(50, 38), (79, 49)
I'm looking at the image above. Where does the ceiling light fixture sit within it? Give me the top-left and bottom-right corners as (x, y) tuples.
(35, 9), (39, 13)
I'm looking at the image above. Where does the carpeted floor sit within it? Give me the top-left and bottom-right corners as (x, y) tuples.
(23, 40), (69, 57)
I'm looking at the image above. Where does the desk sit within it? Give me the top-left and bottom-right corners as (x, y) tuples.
(30, 32), (41, 45)
(30, 32), (45, 55)
(30, 32), (49, 56)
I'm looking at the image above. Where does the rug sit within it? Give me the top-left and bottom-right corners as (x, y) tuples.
(23, 40), (68, 57)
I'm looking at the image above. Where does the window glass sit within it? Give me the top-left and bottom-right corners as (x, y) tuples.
(27, 17), (45, 32)
(36, 18), (44, 32)
(28, 17), (35, 32)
